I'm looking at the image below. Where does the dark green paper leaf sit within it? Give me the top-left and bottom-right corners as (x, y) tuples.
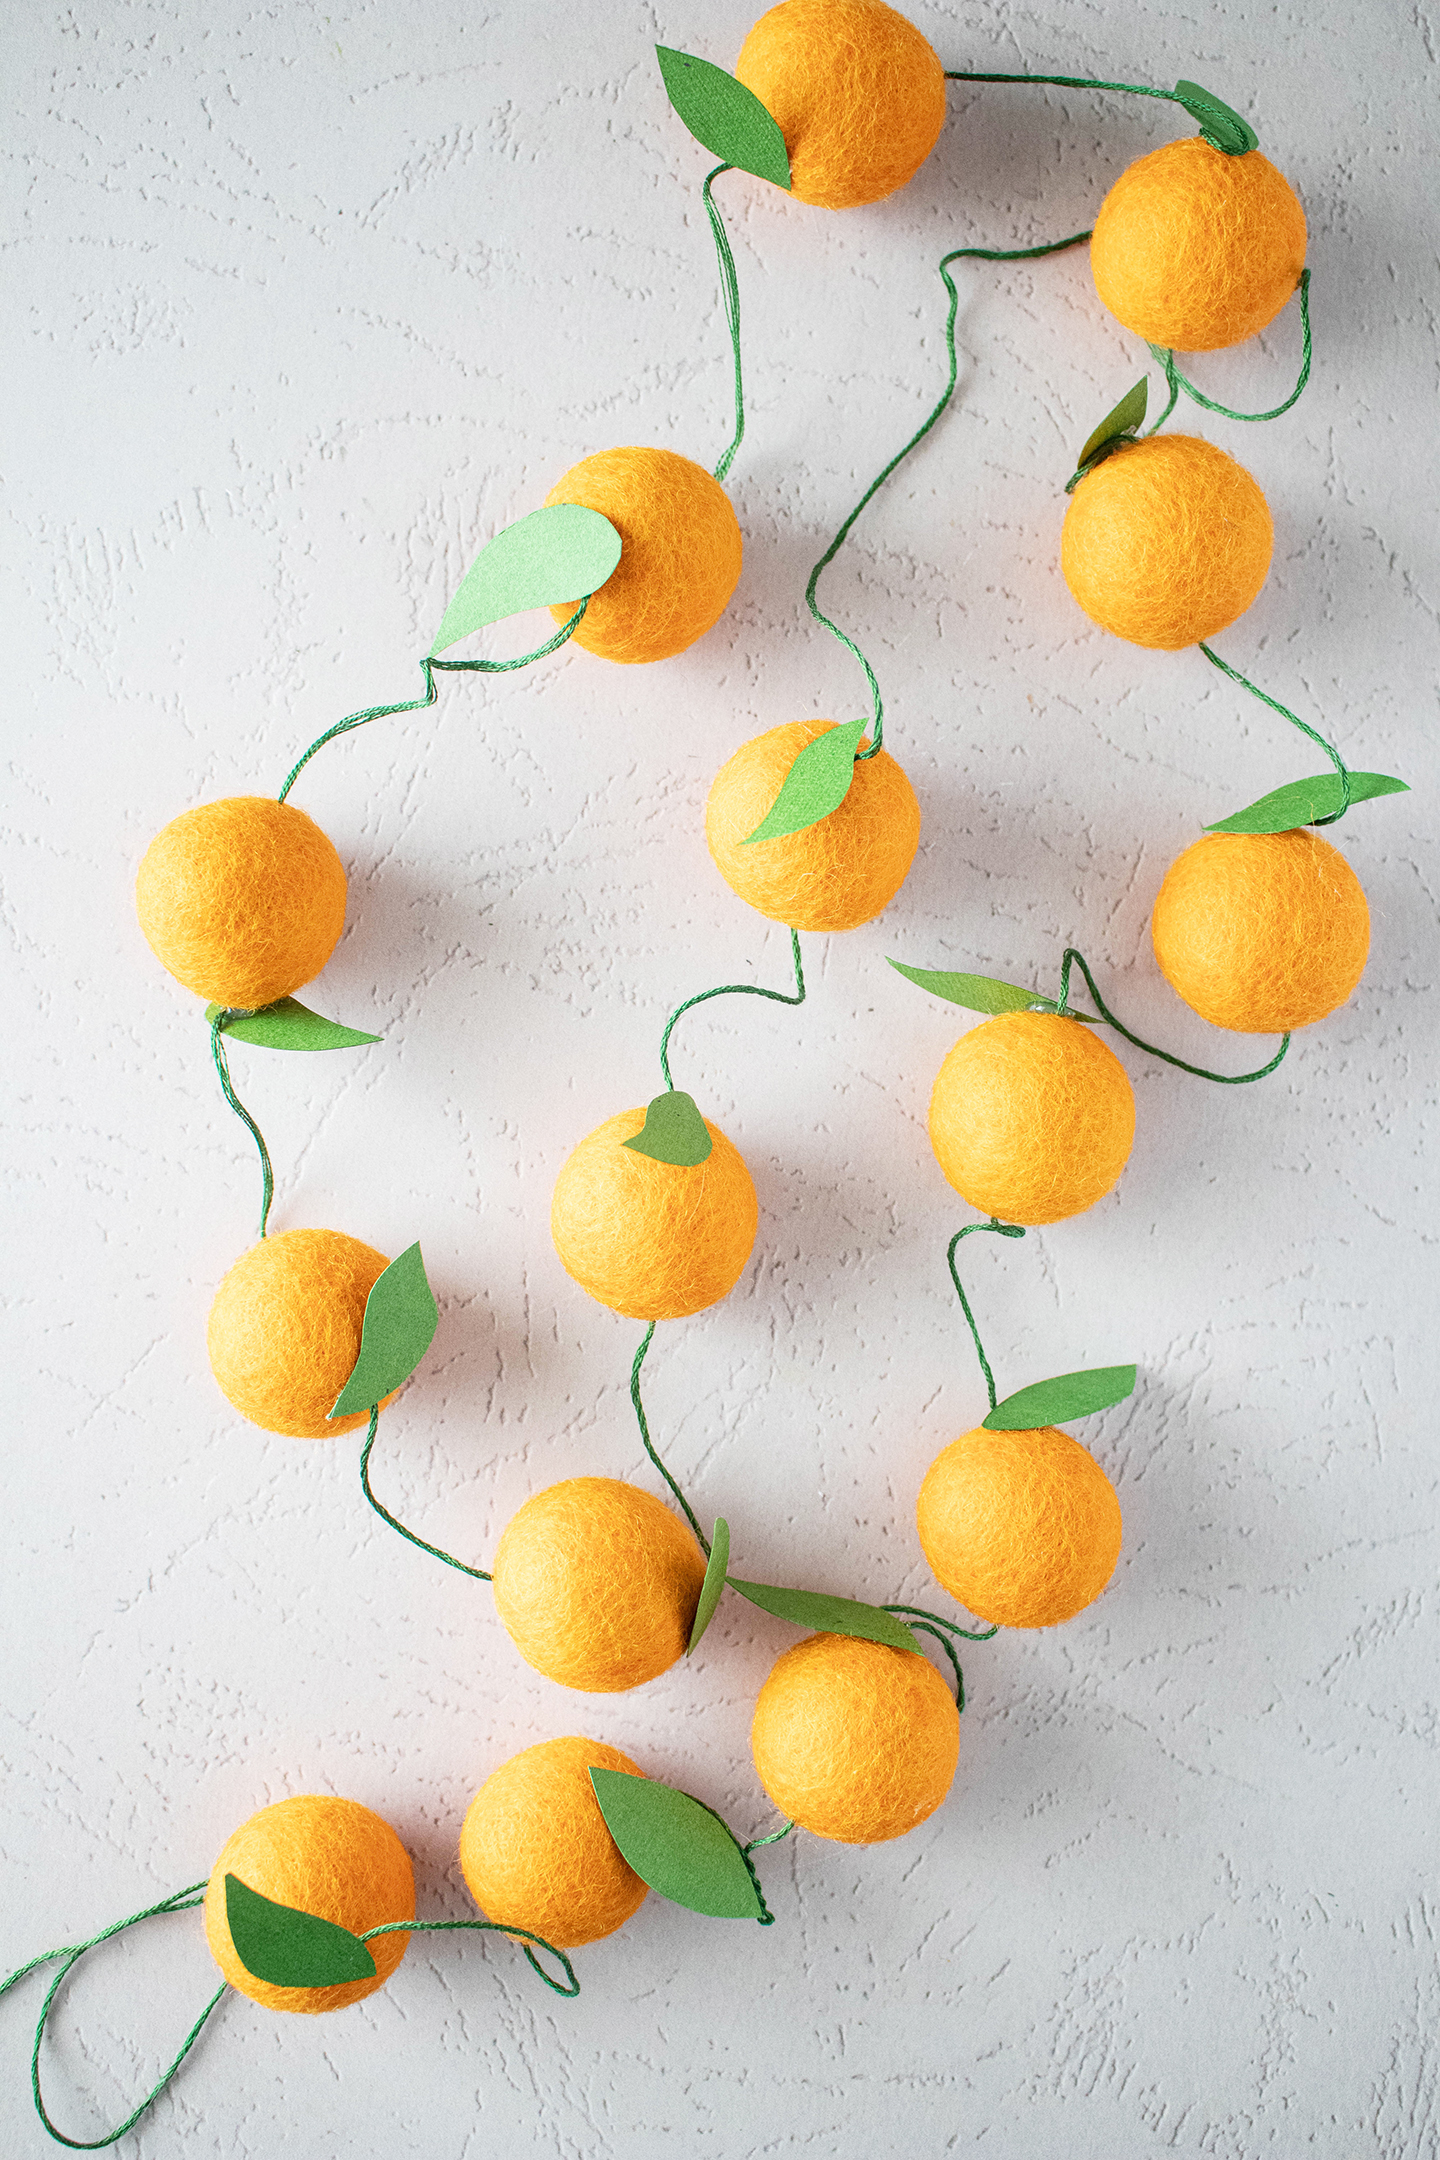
(655, 47), (792, 190)
(622, 1090), (713, 1168)
(204, 997), (381, 1052)
(589, 1768), (765, 1920)
(1076, 379), (1148, 471)
(430, 504), (622, 655)
(885, 960), (1096, 1023)
(726, 1578), (920, 1654)
(687, 1517), (730, 1654)
(1205, 771), (1409, 837)
(1173, 79), (1259, 157)
(743, 718), (868, 845)
(224, 1873), (378, 1989)
(983, 1364), (1137, 1432)
(328, 1241), (438, 1419)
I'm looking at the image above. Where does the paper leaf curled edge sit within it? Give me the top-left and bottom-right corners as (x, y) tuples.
(224, 1874), (378, 1989)
(886, 960), (1095, 1023)
(329, 1241), (438, 1419)
(622, 1090), (713, 1168)
(1173, 79), (1259, 157)
(983, 1364), (1137, 1432)
(1075, 378), (1149, 475)
(743, 718), (868, 845)
(1205, 771), (1409, 837)
(688, 1517), (730, 1654)
(726, 1578), (920, 1654)
(430, 504), (622, 656)
(588, 1768), (765, 1920)
(655, 47), (792, 191)
(205, 997), (381, 1052)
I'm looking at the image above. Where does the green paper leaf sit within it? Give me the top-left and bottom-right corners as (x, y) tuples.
(742, 718), (868, 846)
(687, 1517), (730, 1654)
(1205, 771), (1409, 837)
(589, 1768), (765, 1920)
(655, 46), (792, 190)
(622, 1089), (713, 1168)
(1173, 79), (1259, 157)
(726, 1578), (920, 1654)
(983, 1364), (1137, 1432)
(223, 1873), (378, 1989)
(885, 960), (1096, 1023)
(328, 1241), (438, 1419)
(204, 997), (381, 1052)
(1075, 378), (1149, 472)
(430, 504), (622, 655)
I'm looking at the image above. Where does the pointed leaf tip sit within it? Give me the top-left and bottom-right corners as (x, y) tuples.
(742, 718), (868, 845)
(430, 504), (621, 654)
(984, 1364), (1137, 1432)
(1205, 771), (1409, 836)
(655, 47), (792, 190)
(1075, 379), (1149, 473)
(688, 1518), (730, 1653)
(886, 961), (1097, 1023)
(588, 1768), (765, 1920)
(223, 1874), (379, 1989)
(329, 1241), (438, 1419)
(622, 1090), (713, 1167)
(205, 997), (381, 1051)
(726, 1578), (921, 1653)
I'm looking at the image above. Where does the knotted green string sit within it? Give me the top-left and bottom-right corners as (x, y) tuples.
(1198, 642), (1352, 821)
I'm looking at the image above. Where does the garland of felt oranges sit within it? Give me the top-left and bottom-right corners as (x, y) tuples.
(5, 3), (1410, 2149)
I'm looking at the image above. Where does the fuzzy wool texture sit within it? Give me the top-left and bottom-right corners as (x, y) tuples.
(550, 1106), (758, 1320)
(705, 720), (921, 930)
(735, 0), (946, 210)
(206, 1227), (394, 1438)
(203, 1795), (414, 2014)
(927, 1011), (1136, 1226)
(544, 447), (742, 664)
(749, 1633), (959, 1845)
(134, 795), (348, 1009)
(916, 1425), (1123, 1630)
(1091, 139), (1308, 353)
(491, 1478), (708, 1694)
(458, 1736), (648, 1949)
(1152, 828), (1371, 1033)
(1061, 434), (1273, 650)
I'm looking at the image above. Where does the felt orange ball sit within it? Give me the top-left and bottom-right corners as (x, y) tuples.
(705, 720), (921, 931)
(459, 1737), (648, 1948)
(1091, 138), (1307, 353)
(204, 1795), (414, 2014)
(545, 447), (742, 663)
(917, 1426), (1122, 1629)
(1061, 434), (1273, 650)
(550, 1107), (758, 1321)
(207, 1228), (395, 1438)
(491, 1478), (708, 1693)
(750, 1633), (959, 1843)
(928, 1011), (1135, 1226)
(1152, 828), (1370, 1033)
(135, 796), (348, 1009)
(735, 0), (947, 209)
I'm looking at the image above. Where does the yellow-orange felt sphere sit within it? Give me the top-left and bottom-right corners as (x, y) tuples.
(928, 1011), (1135, 1227)
(1091, 138), (1307, 353)
(204, 1795), (414, 2014)
(207, 1228), (395, 1438)
(459, 1737), (648, 1948)
(492, 1478), (708, 1693)
(1152, 828), (1370, 1033)
(550, 1107), (758, 1321)
(1061, 434), (1273, 651)
(750, 1633), (959, 1844)
(135, 796), (348, 1009)
(736, 0), (947, 209)
(917, 1426), (1123, 1629)
(705, 720), (921, 931)
(545, 447), (742, 664)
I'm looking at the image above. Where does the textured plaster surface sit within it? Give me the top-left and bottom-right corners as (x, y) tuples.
(4, 1), (1438, 2153)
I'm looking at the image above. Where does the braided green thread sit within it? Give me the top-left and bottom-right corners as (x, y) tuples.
(702, 165), (744, 483)
(1158, 268), (1312, 424)
(659, 928), (805, 1090)
(630, 1324), (709, 1554)
(882, 1604), (999, 1645)
(742, 1820), (794, 1856)
(359, 1918), (578, 1998)
(905, 1618), (966, 1707)
(210, 1016), (275, 1239)
(944, 69), (1185, 106)
(946, 1221), (1027, 1412)
(359, 1408), (492, 1581)
(1054, 948), (1292, 1081)
(1197, 641), (1352, 820)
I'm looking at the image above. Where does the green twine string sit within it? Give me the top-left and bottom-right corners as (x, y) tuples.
(1198, 641), (1352, 820)
(359, 1408), (492, 1581)
(1154, 268), (1313, 424)
(630, 1324), (709, 1554)
(1054, 947), (1292, 1081)
(882, 1605), (999, 1709)
(210, 1015), (275, 1239)
(946, 1221), (1028, 1412)
(0, 1883), (225, 2152)
(359, 1917), (578, 1998)
(944, 68), (1187, 106)
(659, 927), (805, 1090)
(702, 165), (744, 483)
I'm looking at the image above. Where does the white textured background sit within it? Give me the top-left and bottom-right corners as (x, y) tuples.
(5, 1), (1437, 2153)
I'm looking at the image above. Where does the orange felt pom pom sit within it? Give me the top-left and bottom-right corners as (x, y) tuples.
(207, 1228), (395, 1438)
(1061, 434), (1273, 650)
(459, 1737), (648, 1948)
(135, 796), (348, 1010)
(545, 447), (742, 663)
(750, 1633), (959, 1843)
(917, 1425), (1122, 1629)
(1152, 828), (1370, 1033)
(204, 1795), (414, 2014)
(927, 1011), (1135, 1227)
(1091, 138), (1307, 353)
(736, 0), (947, 209)
(705, 720), (921, 930)
(491, 1478), (708, 1693)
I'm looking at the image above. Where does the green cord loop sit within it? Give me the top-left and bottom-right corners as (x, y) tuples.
(702, 165), (744, 483)
(358, 1917), (578, 1998)
(210, 1016), (275, 1239)
(659, 928), (805, 1090)
(1197, 640), (1351, 821)
(630, 1324), (709, 1554)
(1155, 268), (1313, 425)
(1055, 948), (1291, 1082)
(359, 1408), (492, 1581)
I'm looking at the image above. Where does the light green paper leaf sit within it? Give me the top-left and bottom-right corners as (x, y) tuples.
(204, 997), (381, 1052)
(687, 1517), (730, 1654)
(223, 1873), (378, 1989)
(1205, 771), (1409, 836)
(1076, 378), (1149, 471)
(885, 960), (1096, 1023)
(655, 46), (792, 190)
(742, 718), (868, 845)
(328, 1241), (438, 1419)
(1173, 79), (1259, 157)
(622, 1090), (713, 1168)
(588, 1768), (765, 1920)
(430, 505), (622, 655)
(983, 1364), (1137, 1432)
(726, 1578), (920, 1654)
